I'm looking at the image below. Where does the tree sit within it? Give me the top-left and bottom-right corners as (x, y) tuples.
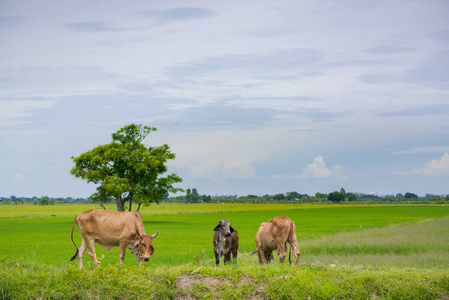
(273, 193), (285, 201)
(315, 192), (327, 199)
(201, 195), (211, 203)
(186, 188), (200, 203)
(286, 191), (301, 200)
(404, 192), (418, 200)
(38, 196), (54, 205)
(328, 191), (344, 203)
(347, 193), (356, 202)
(71, 124), (183, 211)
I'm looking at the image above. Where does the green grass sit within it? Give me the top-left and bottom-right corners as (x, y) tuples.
(1, 203), (449, 299)
(1, 258), (448, 299)
(1, 203), (449, 267)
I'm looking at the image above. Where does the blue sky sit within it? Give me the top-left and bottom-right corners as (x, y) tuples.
(1, 0), (448, 198)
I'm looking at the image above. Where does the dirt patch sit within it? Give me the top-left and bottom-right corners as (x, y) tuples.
(176, 275), (231, 291)
(176, 274), (262, 299)
(176, 275), (232, 300)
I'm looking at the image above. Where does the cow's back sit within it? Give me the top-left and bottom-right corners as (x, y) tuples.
(76, 210), (133, 238)
(257, 215), (292, 250)
(270, 215), (293, 241)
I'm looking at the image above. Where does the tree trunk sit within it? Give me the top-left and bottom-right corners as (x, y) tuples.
(116, 195), (124, 211)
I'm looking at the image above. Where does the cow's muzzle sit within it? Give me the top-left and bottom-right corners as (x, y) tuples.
(143, 257), (149, 262)
(225, 232), (231, 237)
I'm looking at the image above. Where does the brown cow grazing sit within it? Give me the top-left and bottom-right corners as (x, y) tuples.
(213, 220), (239, 266)
(70, 209), (158, 269)
(252, 215), (300, 265)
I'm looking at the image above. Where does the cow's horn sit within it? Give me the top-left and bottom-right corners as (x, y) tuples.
(151, 231), (158, 239)
(136, 228), (142, 237)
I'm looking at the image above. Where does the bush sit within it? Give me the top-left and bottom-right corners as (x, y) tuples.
(328, 192), (344, 203)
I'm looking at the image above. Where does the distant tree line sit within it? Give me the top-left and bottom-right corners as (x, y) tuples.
(2, 189), (448, 206)
(164, 188), (449, 204)
(0, 196), (89, 205)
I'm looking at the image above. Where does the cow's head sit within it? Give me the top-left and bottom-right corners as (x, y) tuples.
(132, 231), (158, 262)
(213, 220), (234, 237)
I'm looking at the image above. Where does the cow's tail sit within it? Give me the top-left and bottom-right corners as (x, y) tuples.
(70, 217), (79, 261)
(288, 243), (292, 265)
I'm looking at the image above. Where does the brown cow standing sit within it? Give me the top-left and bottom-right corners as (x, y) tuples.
(252, 215), (300, 265)
(70, 209), (158, 269)
(213, 220), (239, 266)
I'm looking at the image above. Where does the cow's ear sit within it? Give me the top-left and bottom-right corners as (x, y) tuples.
(131, 241), (140, 254)
(213, 225), (220, 231)
(149, 245), (154, 256)
(230, 226), (235, 233)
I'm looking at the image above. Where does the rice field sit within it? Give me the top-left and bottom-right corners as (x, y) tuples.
(1, 203), (448, 268)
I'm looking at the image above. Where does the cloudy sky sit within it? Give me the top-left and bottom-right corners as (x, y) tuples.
(1, 0), (448, 198)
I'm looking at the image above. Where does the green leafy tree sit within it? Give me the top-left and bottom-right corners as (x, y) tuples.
(273, 193), (285, 201)
(396, 193), (404, 199)
(186, 188), (200, 203)
(315, 192), (327, 199)
(286, 191), (301, 200)
(71, 124), (183, 211)
(201, 195), (211, 203)
(328, 191), (344, 203)
(404, 192), (418, 200)
(38, 196), (54, 205)
(347, 193), (356, 202)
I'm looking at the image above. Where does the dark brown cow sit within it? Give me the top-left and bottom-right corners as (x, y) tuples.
(213, 220), (239, 266)
(252, 215), (300, 265)
(70, 209), (158, 269)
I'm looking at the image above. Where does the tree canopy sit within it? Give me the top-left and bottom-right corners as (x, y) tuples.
(71, 124), (183, 211)
(328, 191), (344, 203)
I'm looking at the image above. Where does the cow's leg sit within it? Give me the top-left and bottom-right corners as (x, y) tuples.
(232, 249), (238, 264)
(276, 239), (287, 264)
(214, 252), (220, 266)
(78, 238), (88, 269)
(290, 241), (301, 265)
(86, 239), (99, 267)
(257, 248), (267, 264)
(224, 253), (231, 265)
(288, 236), (301, 265)
(266, 251), (274, 263)
(119, 241), (127, 264)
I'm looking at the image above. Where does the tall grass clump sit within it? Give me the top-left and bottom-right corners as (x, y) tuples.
(300, 217), (449, 268)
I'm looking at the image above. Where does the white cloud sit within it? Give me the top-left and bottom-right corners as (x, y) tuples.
(11, 173), (25, 183)
(170, 129), (264, 181)
(389, 146), (449, 155)
(299, 156), (345, 179)
(420, 153), (449, 177)
(399, 153), (449, 177)
(0, 99), (58, 127)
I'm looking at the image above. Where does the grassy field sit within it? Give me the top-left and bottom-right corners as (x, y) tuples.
(1, 203), (449, 299)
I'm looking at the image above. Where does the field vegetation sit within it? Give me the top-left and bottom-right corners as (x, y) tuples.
(1, 203), (449, 299)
